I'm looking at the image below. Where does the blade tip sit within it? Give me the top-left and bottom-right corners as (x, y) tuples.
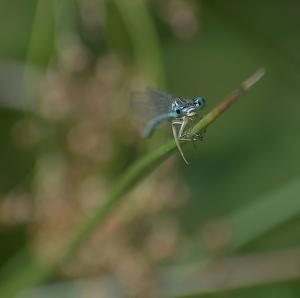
(242, 68), (266, 90)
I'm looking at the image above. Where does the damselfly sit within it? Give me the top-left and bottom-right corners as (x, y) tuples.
(131, 88), (206, 164)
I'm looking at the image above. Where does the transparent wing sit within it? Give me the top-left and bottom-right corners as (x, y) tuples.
(146, 87), (174, 114)
(130, 87), (175, 130)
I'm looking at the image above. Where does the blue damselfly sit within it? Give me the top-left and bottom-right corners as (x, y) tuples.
(131, 88), (206, 164)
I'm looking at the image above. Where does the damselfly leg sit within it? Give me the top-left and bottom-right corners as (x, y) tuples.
(180, 128), (207, 142)
(171, 116), (193, 164)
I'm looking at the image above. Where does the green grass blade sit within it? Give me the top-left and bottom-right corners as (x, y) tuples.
(228, 176), (300, 251)
(112, 0), (166, 86)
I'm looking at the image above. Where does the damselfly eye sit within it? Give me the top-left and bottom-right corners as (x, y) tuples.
(194, 97), (205, 108)
(176, 109), (181, 115)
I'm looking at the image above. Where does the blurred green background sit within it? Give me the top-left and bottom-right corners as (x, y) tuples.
(0, 0), (299, 297)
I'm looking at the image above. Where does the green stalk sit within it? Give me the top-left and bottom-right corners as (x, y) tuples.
(0, 69), (264, 297)
(112, 0), (166, 87)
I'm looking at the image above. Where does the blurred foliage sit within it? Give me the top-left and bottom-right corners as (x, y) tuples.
(0, 0), (299, 297)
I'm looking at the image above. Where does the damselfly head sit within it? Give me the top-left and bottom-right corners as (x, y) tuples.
(171, 96), (206, 118)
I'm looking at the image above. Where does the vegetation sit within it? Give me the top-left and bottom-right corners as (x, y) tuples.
(0, 1), (299, 297)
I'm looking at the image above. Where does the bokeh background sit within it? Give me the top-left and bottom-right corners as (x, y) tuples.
(0, 0), (300, 297)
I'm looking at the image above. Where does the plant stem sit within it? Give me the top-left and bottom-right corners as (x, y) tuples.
(112, 0), (166, 87)
(0, 69), (264, 298)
